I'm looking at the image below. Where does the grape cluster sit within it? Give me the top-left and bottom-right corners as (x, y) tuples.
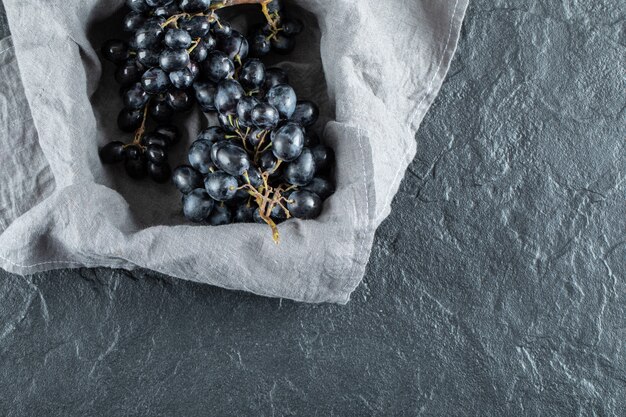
(98, 0), (334, 241)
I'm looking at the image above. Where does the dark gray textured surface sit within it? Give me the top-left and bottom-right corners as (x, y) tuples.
(1, 1), (625, 416)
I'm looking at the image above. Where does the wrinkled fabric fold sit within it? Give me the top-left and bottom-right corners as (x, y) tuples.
(0, 0), (468, 303)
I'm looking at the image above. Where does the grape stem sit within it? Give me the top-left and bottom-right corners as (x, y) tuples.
(132, 105), (150, 146)
(240, 166), (292, 244)
(187, 37), (202, 54)
(160, 0), (280, 31)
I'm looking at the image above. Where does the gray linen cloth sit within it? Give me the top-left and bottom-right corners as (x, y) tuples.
(0, 0), (468, 303)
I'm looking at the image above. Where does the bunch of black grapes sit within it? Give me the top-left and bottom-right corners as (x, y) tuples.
(98, 0), (334, 241)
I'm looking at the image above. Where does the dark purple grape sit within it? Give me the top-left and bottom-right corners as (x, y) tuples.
(303, 177), (334, 200)
(149, 99), (174, 122)
(124, 145), (147, 179)
(135, 22), (164, 50)
(137, 49), (160, 67)
(208, 204), (232, 225)
(251, 103), (279, 129)
(154, 125), (179, 145)
(204, 171), (238, 201)
(146, 144), (167, 165)
(311, 144), (334, 174)
(123, 13), (146, 33)
(141, 68), (171, 94)
(239, 59), (265, 90)
(165, 28), (192, 49)
(258, 149), (281, 177)
(159, 49), (190, 72)
(283, 148), (315, 186)
(169, 67), (196, 89)
(281, 18), (304, 37)
(264, 68), (288, 90)
(236, 96), (261, 128)
(117, 108), (143, 132)
(203, 51), (235, 83)
(271, 122), (304, 161)
(188, 139), (215, 174)
(141, 133), (169, 148)
(99, 141), (126, 164)
(249, 33), (271, 57)
(124, 144), (142, 160)
(215, 79), (245, 116)
(179, 0), (211, 13)
(115, 59), (141, 87)
(180, 15), (211, 38)
(183, 189), (214, 222)
(192, 81), (217, 112)
(266, 84), (297, 119)
(287, 190), (322, 219)
(153, 3), (180, 18)
(291, 100), (319, 127)
(213, 20), (232, 37)
(189, 40), (209, 62)
(197, 126), (226, 144)
(123, 82), (149, 110)
(271, 33), (295, 55)
(216, 30), (248, 62)
(148, 161), (172, 183)
(212, 142), (251, 177)
(173, 165), (204, 194)
(166, 89), (193, 112)
(234, 204), (255, 223)
(126, 0), (150, 13)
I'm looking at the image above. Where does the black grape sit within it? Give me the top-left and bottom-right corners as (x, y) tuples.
(203, 51), (235, 83)
(264, 68), (288, 89)
(141, 68), (171, 94)
(208, 204), (232, 225)
(211, 142), (251, 176)
(265, 84), (297, 119)
(188, 139), (215, 174)
(172, 165), (204, 194)
(102, 39), (129, 63)
(99, 141), (126, 164)
(165, 28), (193, 49)
(291, 100), (319, 127)
(283, 147), (315, 186)
(159, 49), (190, 72)
(215, 79), (245, 116)
(123, 82), (150, 110)
(271, 122), (304, 161)
(183, 189), (214, 222)
(204, 171), (239, 201)
(286, 190), (322, 219)
(117, 108), (144, 132)
(302, 177), (334, 200)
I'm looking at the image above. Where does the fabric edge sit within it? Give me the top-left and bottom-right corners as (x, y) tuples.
(373, 0), (470, 227)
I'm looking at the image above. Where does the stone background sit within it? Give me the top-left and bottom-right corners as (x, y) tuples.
(1, 1), (625, 415)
